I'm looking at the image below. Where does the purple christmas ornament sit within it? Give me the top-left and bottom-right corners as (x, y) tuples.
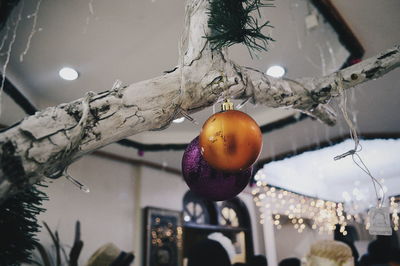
(182, 137), (252, 201)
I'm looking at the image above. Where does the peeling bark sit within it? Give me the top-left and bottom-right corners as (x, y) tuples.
(0, 0), (399, 201)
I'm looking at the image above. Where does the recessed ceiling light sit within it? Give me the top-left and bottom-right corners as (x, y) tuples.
(266, 65), (285, 78)
(173, 117), (185, 123)
(59, 67), (79, 81)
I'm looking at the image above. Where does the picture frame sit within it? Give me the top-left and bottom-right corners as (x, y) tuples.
(143, 207), (183, 266)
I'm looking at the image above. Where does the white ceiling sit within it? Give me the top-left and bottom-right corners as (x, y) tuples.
(2, 0), (399, 131)
(2, 0), (355, 139)
(1, 0), (399, 201)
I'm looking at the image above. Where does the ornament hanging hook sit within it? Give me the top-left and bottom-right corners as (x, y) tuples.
(63, 169), (90, 193)
(45, 168), (90, 193)
(221, 99), (234, 111)
(236, 97), (251, 110)
(178, 108), (199, 125)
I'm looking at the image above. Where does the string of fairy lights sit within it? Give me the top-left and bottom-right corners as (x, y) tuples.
(150, 217), (183, 249)
(252, 172), (400, 235)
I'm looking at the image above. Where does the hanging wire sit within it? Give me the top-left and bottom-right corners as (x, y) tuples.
(333, 72), (385, 208)
(19, 0), (42, 62)
(0, 1), (24, 118)
(174, 2), (200, 126)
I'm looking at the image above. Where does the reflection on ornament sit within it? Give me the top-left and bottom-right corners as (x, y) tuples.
(182, 137), (252, 201)
(199, 107), (262, 172)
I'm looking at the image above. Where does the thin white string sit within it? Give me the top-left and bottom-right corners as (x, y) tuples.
(333, 72), (385, 208)
(178, 2), (188, 101)
(20, 0), (42, 62)
(351, 153), (384, 207)
(175, 2), (200, 125)
(0, 19), (11, 51)
(0, 1), (24, 118)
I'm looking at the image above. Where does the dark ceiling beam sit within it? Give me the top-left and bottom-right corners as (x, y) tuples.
(255, 132), (400, 171)
(3, 78), (37, 115)
(310, 0), (365, 67)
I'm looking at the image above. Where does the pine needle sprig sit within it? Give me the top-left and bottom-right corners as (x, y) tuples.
(0, 183), (48, 265)
(206, 0), (274, 55)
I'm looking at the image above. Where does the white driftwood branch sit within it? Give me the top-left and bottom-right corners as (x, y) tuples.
(0, 0), (399, 201)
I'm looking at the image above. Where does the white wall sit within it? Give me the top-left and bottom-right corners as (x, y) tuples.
(136, 166), (189, 266)
(139, 167), (188, 211)
(239, 191), (266, 256)
(36, 155), (137, 265)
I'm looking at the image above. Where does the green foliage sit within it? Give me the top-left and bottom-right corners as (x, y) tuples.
(206, 0), (274, 55)
(33, 220), (84, 266)
(0, 184), (47, 266)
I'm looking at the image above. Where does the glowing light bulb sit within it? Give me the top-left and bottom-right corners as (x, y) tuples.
(59, 67), (79, 80)
(266, 65), (285, 78)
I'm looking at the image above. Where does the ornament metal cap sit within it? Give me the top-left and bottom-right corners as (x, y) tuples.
(221, 99), (234, 111)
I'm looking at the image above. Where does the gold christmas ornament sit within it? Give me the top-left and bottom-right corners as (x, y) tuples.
(199, 100), (262, 172)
